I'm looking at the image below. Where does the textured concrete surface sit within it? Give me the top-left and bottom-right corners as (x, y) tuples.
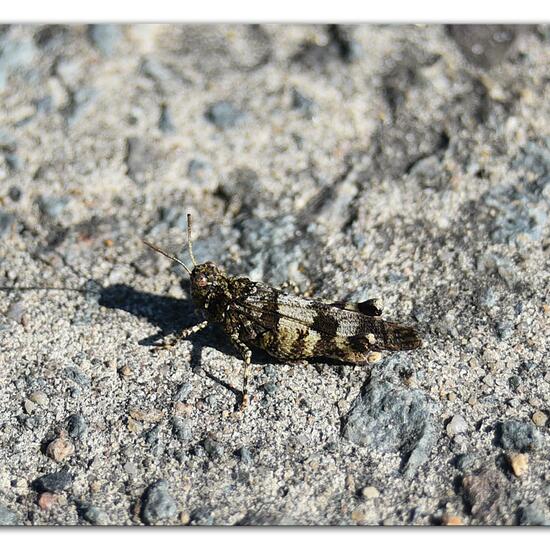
(0, 24), (549, 526)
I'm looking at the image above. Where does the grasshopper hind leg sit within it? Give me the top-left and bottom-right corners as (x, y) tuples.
(229, 334), (253, 411)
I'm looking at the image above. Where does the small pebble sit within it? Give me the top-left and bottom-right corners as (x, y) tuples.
(129, 408), (164, 422)
(508, 452), (529, 477)
(8, 185), (21, 201)
(38, 492), (58, 511)
(24, 399), (37, 414)
(361, 486), (380, 499)
(29, 391), (49, 406)
(291, 88), (314, 114)
(141, 480), (178, 525)
(179, 511), (190, 525)
(446, 415), (467, 437)
(46, 435), (75, 462)
(367, 351), (382, 363)
(205, 101), (243, 129)
(175, 382), (193, 402)
(119, 365), (132, 378)
(531, 411), (547, 427)
(127, 417), (142, 433)
(174, 402), (193, 416)
(7, 301), (25, 324)
(124, 461), (138, 476)
(441, 513), (463, 525)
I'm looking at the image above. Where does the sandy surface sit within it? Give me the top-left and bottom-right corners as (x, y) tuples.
(0, 24), (549, 526)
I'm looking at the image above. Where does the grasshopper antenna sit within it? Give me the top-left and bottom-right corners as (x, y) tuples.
(142, 240), (192, 275)
(187, 213), (198, 266)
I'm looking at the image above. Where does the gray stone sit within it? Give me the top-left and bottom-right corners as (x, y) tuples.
(4, 153), (21, 171)
(82, 505), (109, 525)
(33, 95), (53, 113)
(498, 420), (541, 452)
(205, 101), (244, 129)
(0, 128), (16, 152)
(495, 321), (513, 340)
(140, 57), (173, 84)
(0, 38), (36, 90)
(65, 87), (98, 125)
(141, 480), (178, 525)
(159, 104), (175, 133)
(238, 447), (253, 465)
(519, 503), (550, 526)
(343, 377), (438, 477)
(37, 195), (69, 219)
(144, 424), (161, 446)
(172, 417), (192, 441)
(175, 382), (193, 401)
(262, 382), (279, 396)
(447, 25), (517, 68)
(88, 25), (122, 57)
(33, 470), (73, 493)
(455, 453), (479, 472)
(291, 88), (314, 115)
(66, 414), (87, 439)
(190, 507), (214, 526)
(34, 25), (68, 48)
(64, 366), (91, 387)
(6, 300), (24, 323)
(202, 437), (223, 460)
(0, 504), (18, 525)
(8, 185), (21, 201)
(0, 210), (14, 236)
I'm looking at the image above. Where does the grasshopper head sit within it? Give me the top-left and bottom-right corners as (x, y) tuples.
(190, 261), (226, 307)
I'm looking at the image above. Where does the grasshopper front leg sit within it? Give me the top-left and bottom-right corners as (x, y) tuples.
(152, 320), (209, 351)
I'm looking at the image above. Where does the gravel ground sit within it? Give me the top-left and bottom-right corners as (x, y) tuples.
(0, 23), (549, 526)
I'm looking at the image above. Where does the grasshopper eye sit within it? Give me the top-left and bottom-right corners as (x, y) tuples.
(196, 274), (209, 288)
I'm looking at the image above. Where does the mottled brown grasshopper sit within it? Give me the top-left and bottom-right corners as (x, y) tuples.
(144, 214), (421, 409)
